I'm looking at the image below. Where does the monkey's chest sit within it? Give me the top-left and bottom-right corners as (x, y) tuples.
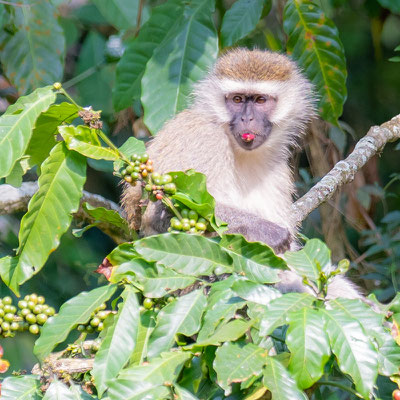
(210, 174), (293, 231)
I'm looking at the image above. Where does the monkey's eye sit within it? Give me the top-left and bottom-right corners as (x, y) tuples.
(255, 96), (267, 104)
(232, 95), (243, 103)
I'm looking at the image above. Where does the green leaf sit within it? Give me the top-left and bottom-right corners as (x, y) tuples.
(147, 289), (207, 358)
(174, 385), (198, 400)
(284, 0), (347, 124)
(59, 125), (119, 160)
(93, 0), (143, 30)
(220, 234), (286, 284)
(113, 0), (183, 111)
(0, 86), (56, 178)
(130, 310), (156, 365)
(377, 0), (400, 13)
(0, 2), (65, 94)
(141, 0), (218, 134)
(232, 280), (282, 305)
(286, 308), (330, 389)
(195, 319), (253, 346)
(284, 239), (331, 282)
(82, 203), (132, 236)
(170, 170), (216, 220)
(262, 357), (308, 400)
(377, 332), (400, 376)
(3, 144), (86, 292)
(0, 375), (41, 400)
(322, 308), (378, 398)
(107, 351), (191, 399)
(197, 281), (245, 342)
(26, 102), (79, 167)
(220, 0), (266, 47)
(214, 342), (268, 395)
(259, 293), (315, 336)
(134, 233), (233, 276)
(92, 286), (140, 396)
(141, 270), (196, 298)
(34, 284), (117, 361)
(0, 257), (19, 294)
(329, 298), (385, 343)
(43, 379), (75, 400)
(114, 136), (146, 171)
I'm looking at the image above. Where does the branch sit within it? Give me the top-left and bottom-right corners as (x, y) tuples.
(292, 114), (400, 224)
(0, 182), (130, 243)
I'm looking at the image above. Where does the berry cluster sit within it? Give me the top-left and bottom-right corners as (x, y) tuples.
(0, 294), (55, 337)
(140, 296), (174, 314)
(168, 208), (207, 234)
(77, 303), (108, 334)
(120, 153), (177, 201)
(119, 153), (209, 235)
(120, 153), (153, 184)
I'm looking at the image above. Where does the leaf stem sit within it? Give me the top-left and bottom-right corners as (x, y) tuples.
(96, 129), (131, 164)
(60, 88), (81, 109)
(162, 196), (182, 220)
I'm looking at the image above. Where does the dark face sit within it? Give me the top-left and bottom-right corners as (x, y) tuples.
(225, 93), (277, 150)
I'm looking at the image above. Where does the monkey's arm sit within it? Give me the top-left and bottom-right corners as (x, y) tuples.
(215, 203), (292, 253)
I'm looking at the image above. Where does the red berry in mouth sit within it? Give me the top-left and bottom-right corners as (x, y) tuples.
(242, 133), (255, 142)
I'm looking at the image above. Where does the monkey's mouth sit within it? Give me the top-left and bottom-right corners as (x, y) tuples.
(241, 132), (256, 142)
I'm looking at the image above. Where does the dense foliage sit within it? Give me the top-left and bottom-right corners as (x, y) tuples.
(0, 0), (399, 399)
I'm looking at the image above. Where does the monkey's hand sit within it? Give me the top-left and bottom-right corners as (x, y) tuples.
(215, 204), (292, 253)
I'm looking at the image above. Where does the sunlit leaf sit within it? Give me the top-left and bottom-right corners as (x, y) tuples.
(220, 234), (286, 284)
(322, 308), (378, 398)
(92, 286), (140, 396)
(2, 144), (86, 293)
(34, 284), (117, 361)
(43, 379), (75, 400)
(232, 280), (281, 305)
(59, 125), (119, 160)
(107, 351), (191, 399)
(284, 239), (331, 281)
(134, 233), (233, 276)
(214, 342), (268, 395)
(197, 279), (245, 342)
(147, 289), (207, 358)
(0, 375), (41, 400)
(0, 86), (56, 178)
(262, 357), (308, 400)
(286, 308), (330, 389)
(259, 293), (315, 336)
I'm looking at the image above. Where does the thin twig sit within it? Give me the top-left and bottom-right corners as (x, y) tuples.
(134, 0), (145, 37)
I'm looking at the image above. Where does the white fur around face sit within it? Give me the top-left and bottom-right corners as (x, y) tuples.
(193, 70), (315, 135)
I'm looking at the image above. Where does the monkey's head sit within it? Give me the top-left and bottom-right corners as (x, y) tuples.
(194, 48), (316, 153)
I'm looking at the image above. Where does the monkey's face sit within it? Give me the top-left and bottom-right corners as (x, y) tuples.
(225, 93), (276, 151)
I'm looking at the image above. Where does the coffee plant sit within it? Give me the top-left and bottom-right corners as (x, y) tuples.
(0, 0), (399, 399)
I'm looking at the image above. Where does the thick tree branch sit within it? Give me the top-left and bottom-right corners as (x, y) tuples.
(292, 114), (400, 223)
(0, 182), (130, 243)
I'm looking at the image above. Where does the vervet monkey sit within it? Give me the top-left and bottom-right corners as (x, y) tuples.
(122, 48), (361, 299)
